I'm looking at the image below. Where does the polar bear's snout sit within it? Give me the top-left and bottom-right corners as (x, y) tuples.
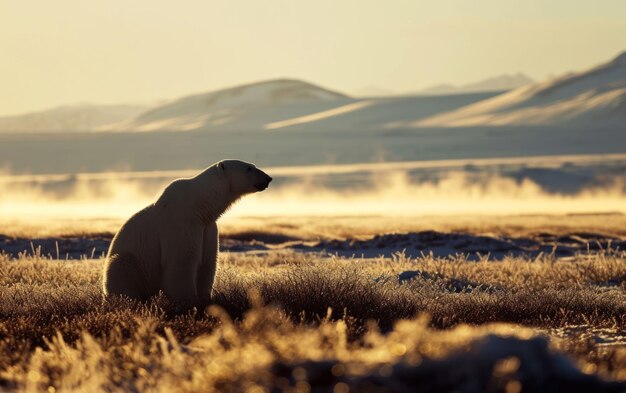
(254, 172), (272, 191)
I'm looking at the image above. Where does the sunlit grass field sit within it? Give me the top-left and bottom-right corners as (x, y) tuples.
(1, 215), (625, 392)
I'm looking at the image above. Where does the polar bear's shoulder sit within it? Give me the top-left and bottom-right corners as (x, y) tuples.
(156, 179), (191, 206)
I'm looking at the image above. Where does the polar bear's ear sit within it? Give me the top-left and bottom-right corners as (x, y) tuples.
(217, 161), (225, 175)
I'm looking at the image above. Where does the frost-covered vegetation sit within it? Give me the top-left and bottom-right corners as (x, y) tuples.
(1, 235), (625, 392)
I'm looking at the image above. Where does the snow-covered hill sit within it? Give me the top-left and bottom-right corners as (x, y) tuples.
(417, 52), (626, 127)
(0, 79), (495, 133)
(103, 79), (352, 132)
(263, 92), (500, 131)
(0, 104), (151, 133)
(3, 51), (624, 133)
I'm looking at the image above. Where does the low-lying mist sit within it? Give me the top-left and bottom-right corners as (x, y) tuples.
(1, 163), (625, 226)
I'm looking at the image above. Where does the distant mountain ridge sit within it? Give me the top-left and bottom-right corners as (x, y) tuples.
(352, 74), (533, 98)
(417, 73), (534, 95)
(0, 104), (150, 133)
(104, 79), (351, 132)
(417, 52), (626, 127)
(0, 79), (351, 133)
(1, 51), (624, 133)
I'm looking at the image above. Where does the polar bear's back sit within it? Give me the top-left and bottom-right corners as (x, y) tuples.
(104, 204), (163, 296)
(109, 205), (160, 258)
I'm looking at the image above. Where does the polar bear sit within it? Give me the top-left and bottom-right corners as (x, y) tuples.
(102, 160), (272, 307)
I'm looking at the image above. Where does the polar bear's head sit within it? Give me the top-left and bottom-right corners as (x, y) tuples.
(218, 160), (272, 195)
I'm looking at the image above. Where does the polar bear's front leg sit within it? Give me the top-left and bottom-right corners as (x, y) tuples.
(159, 224), (203, 306)
(197, 222), (218, 303)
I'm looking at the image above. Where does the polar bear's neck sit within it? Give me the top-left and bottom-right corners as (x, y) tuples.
(195, 187), (239, 223)
(192, 169), (239, 223)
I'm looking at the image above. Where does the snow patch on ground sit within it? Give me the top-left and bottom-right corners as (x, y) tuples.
(293, 231), (625, 260)
(2, 231), (624, 261)
(549, 325), (626, 350)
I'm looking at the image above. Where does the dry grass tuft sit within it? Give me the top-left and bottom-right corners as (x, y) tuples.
(0, 249), (625, 391)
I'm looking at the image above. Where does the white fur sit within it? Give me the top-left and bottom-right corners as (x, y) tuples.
(102, 160), (271, 305)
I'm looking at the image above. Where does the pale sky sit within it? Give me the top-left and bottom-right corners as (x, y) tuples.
(1, 0), (625, 116)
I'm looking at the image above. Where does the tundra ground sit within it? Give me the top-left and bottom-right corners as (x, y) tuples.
(0, 215), (625, 392)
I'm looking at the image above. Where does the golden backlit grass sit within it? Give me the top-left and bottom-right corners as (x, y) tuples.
(2, 213), (625, 240)
(221, 213), (626, 241)
(0, 249), (625, 392)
